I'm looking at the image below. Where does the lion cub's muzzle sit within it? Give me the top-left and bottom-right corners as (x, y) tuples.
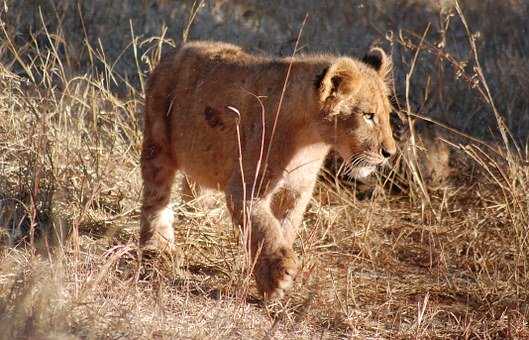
(347, 150), (392, 179)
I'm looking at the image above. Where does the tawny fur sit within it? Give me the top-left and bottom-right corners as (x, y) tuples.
(140, 40), (397, 299)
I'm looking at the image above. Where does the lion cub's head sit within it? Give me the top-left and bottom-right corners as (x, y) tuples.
(315, 48), (397, 178)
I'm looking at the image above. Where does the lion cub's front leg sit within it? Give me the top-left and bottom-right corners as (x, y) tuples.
(226, 188), (300, 299)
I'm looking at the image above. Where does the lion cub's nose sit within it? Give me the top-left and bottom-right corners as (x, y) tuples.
(380, 147), (395, 159)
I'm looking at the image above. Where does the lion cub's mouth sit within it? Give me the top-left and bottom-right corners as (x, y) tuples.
(349, 165), (377, 179)
(345, 152), (386, 179)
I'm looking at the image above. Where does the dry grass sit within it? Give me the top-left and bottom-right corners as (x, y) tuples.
(1, 0), (529, 338)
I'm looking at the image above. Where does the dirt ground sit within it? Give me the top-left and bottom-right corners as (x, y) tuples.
(1, 1), (528, 338)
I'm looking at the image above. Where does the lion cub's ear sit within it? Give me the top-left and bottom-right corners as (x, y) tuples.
(318, 58), (358, 104)
(361, 47), (392, 80)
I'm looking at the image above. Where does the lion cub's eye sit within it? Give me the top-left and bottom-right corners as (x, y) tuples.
(363, 112), (375, 122)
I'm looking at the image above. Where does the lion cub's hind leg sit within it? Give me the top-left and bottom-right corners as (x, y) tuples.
(140, 143), (177, 253)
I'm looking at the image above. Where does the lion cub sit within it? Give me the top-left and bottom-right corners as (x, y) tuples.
(140, 41), (396, 299)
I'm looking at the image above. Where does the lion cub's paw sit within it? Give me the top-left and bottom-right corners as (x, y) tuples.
(255, 247), (299, 300)
(141, 233), (180, 258)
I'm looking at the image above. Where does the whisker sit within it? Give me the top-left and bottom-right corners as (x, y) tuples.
(344, 155), (366, 176)
(350, 156), (365, 167)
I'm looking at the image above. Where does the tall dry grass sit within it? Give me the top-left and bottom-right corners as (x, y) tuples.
(1, 0), (528, 338)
